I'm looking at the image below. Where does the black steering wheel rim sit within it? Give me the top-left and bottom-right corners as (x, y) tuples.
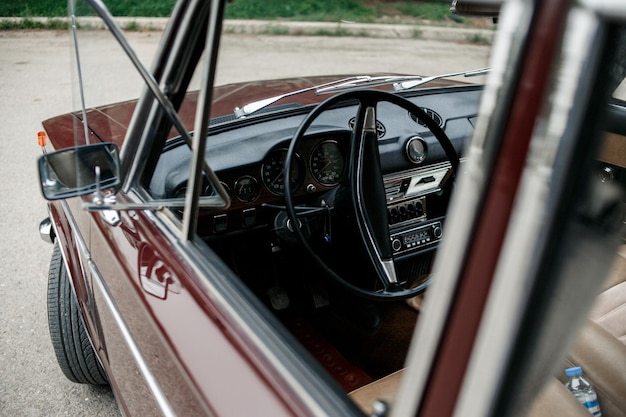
(284, 89), (458, 300)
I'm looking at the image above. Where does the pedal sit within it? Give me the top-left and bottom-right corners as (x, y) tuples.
(267, 286), (290, 310)
(309, 282), (330, 309)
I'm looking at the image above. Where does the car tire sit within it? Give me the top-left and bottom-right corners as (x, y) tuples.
(47, 242), (108, 385)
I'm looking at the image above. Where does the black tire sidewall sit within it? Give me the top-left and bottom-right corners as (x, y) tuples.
(47, 242), (108, 385)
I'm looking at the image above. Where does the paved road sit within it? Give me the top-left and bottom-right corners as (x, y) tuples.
(0, 29), (490, 416)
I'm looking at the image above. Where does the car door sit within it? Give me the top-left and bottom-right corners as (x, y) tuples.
(76, 1), (362, 416)
(392, 1), (626, 416)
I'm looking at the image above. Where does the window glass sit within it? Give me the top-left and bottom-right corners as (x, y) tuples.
(613, 77), (626, 101)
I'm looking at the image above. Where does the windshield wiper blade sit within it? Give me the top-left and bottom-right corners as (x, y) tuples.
(392, 67), (490, 91)
(234, 76), (373, 118)
(233, 75), (430, 118)
(233, 68), (490, 118)
(314, 75), (424, 94)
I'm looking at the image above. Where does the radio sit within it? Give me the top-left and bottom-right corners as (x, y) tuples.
(390, 221), (443, 255)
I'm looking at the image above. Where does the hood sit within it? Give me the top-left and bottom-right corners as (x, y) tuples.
(41, 75), (465, 151)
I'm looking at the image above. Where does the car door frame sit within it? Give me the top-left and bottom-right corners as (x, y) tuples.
(79, 0), (366, 416)
(393, 1), (626, 416)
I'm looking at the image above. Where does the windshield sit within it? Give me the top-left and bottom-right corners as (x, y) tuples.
(207, 1), (495, 115)
(60, 0), (496, 210)
(65, 0), (495, 141)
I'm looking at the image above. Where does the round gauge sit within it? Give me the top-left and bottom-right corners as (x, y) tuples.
(310, 140), (345, 186)
(406, 136), (427, 164)
(173, 176), (216, 199)
(261, 149), (303, 195)
(234, 175), (259, 202)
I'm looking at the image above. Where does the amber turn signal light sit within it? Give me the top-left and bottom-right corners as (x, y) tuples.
(37, 131), (47, 147)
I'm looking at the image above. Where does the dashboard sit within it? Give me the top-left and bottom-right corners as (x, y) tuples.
(149, 86), (483, 260)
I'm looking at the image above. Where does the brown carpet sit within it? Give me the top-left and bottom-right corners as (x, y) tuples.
(316, 301), (419, 380)
(288, 317), (374, 392)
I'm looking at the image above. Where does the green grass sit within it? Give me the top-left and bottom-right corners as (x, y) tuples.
(224, 0), (375, 23)
(385, 2), (450, 21)
(0, 17), (69, 30)
(0, 0), (452, 23)
(0, 0), (177, 17)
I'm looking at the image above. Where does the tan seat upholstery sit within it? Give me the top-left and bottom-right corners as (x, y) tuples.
(348, 323), (625, 417)
(349, 248), (626, 416)
(560, 321), (626, 417)
(348, 368), (591, 417)
(590, 280), (626, 345)
(348, 369), (403, 416)
(524, 378), (592, 417)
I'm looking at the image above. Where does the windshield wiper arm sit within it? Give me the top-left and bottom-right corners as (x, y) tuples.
(234, 76), (374, 118)
(392, 67), (490, 91)
(233, 68), (490, 118)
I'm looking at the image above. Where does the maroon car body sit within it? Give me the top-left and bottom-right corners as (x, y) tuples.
(37, 1), (626, 417)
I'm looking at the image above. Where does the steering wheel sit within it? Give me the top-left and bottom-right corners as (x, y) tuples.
(284, 90), (459, 300)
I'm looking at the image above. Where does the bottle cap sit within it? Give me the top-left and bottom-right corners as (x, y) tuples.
(565, 366), (582, 377)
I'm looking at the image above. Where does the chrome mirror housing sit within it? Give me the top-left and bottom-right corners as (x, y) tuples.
(38, 142), (120, 201)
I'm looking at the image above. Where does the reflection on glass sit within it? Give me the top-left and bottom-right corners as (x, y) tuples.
(39, 142), (120, 200)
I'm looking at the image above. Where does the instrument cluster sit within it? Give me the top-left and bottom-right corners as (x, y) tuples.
(232, 136), (347, 202)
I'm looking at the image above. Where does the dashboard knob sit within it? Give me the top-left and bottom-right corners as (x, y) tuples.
(599, 166), (614, 182)
(392, 238), (402, 252)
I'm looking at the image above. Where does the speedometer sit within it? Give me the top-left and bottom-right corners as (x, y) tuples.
(310, 140), (345, 186)
(261, 148), (303, 195)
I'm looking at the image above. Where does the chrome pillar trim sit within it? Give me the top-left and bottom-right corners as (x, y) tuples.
(454, 7), (606, 417)
(182, 0), (229, 241)
(39, 217), (55, 244)
(580, 0), (626, 19)
(393, 1), (534, 415)
(85, 0), (194, 155)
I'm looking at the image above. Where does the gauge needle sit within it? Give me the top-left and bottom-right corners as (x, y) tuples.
(319, 160), (332, 171)
(271, 171), (283, 186)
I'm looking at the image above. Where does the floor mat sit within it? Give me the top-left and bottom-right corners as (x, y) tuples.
(288, 317), (374, 392)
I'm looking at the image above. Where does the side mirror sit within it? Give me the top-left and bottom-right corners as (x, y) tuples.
(38, 142), (120, 201)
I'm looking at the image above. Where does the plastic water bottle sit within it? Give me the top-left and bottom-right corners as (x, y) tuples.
(565, 366), (602, 416)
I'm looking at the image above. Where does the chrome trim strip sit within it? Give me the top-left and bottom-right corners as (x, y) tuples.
(57, 201), (176, 417)
(51, 203), (108, 374)
(89, 258), (177, 417)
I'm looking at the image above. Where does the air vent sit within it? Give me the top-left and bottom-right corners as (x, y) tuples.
(348, 117), (386, 138)
(409, 108), (444, 128)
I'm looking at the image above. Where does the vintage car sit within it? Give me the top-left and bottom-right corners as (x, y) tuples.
(37, 0), (626, 416)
